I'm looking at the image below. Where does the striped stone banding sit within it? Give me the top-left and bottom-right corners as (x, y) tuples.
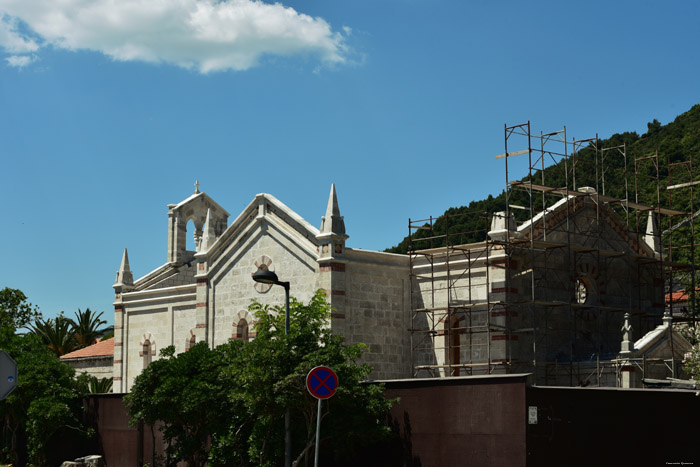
(323, 289), (345, 296)
(320, 262), (345, 272)
(491, 335), (518, 341)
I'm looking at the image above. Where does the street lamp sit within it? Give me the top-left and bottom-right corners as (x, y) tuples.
(252, 269), (291, 467)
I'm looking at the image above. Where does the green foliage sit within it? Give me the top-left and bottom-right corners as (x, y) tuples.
(30, 315), (78, 357)
(69, 308), (108, 347)
(29, 308), (111, 357)
(682, 325), (700, 386)
(0, 288), (41, 331)
(125, 342), (229, 466)
(0, 327), (91, 466)
(126, 291), (397, 467)
(386, 104), (700, 254)
(76, 373), (113, 394)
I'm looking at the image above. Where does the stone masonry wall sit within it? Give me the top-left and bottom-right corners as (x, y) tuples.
(66, 357), (114, 380)
(344, 258), (410, 379)
(210, 223), (319, 347)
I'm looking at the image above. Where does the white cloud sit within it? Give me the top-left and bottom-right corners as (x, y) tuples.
(0, 15), (39, 53)
(0, 0), (349, 72)
(5, 54), (35, 67)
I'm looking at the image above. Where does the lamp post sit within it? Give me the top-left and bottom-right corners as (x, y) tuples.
(252, 269), (291, 467)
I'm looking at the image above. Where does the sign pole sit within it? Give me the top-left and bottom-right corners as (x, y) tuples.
(306, 366), (338, 467)
(314, 398), (322, 466)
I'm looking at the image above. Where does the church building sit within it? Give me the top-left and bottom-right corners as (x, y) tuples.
(110, 183), (691, 392)
(112, 185), (410, 392)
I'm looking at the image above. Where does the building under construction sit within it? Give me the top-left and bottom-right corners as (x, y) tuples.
(409, 122), (697, 387)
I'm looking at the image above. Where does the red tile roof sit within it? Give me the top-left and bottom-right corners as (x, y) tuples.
(666, 288), (699, 304)
(60, 337), (114, 360)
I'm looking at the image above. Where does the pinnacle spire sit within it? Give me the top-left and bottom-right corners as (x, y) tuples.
(200, 208), (216, 251)
(115, 248), (134, 286)
(320, 184), (346, 236)
(643, 211), (661, 254)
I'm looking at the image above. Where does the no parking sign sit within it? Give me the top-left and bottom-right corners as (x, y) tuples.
(306, 366), (338, 400)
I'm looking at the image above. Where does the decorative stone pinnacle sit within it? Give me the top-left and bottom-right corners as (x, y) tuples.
(320, 184), (347, 237)
(115, 248), (134, 287)
(194, 180), (200, 194)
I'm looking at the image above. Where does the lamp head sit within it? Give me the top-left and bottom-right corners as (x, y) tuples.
(252, 269), (280, 285)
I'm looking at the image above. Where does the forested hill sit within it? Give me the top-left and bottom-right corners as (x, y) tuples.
(386, 104), (700, 254)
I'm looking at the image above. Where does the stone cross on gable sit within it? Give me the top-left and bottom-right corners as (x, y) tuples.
(195, 180), (200, 194)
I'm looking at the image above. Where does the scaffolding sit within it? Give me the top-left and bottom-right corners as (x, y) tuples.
(409, 121), (698, 386)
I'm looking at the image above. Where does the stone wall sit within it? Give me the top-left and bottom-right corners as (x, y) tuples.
(210, 222), (319, 347)
(66, 357), (114, 380)
(343, 250), (410, 379)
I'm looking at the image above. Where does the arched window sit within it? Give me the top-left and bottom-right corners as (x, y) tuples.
(235, 319), (249, 343)
(186, 219), (197, 252)
(143, 339), (152, 368)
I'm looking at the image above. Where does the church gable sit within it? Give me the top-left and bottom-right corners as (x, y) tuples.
(195, 194), (322, 347)
(200, 193), (320, 266)
(516, 195), (656, 258)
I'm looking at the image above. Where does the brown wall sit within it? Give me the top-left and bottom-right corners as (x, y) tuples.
(526, 386), (700, 466)
(85, 379), (700, 467)
(84, 394), (165, 467)
(383, 374), (528, 467)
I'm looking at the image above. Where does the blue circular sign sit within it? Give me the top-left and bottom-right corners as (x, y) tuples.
(306, 366), (338, 400)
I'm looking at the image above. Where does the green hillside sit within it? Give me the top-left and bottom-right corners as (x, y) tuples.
(386, 104), (700, 258)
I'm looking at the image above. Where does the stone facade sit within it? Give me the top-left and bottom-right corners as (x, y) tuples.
(65, 356), (114, 380)
(113, 185), (411, 392)
(112, 184), (676, 392)
(410, 194), (669, 386)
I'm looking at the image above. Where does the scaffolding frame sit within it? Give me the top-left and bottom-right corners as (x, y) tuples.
(408, 121), (698, 386)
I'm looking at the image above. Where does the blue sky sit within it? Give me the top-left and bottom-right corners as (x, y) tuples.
(1, 0), (699, 325)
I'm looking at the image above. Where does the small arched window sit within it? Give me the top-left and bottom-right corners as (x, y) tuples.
(235, 319), (249, 343)
(143, 339), (152, 368)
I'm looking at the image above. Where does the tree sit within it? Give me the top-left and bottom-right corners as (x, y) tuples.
(126, 291), (397, 467)
(0, 287), (41, 331)
(76, 373), (114, 394)
(0, 327), (91, 466)
(70, 308), (108, 347)
(125, 342), (232, 466)
(683, 325), (700, 386)
(30, 315), (78, 357)
(0, 289), (94, 466)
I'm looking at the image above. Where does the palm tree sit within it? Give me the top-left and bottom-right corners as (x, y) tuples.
(30, 315), (77, 356)
(70, 308), (108, 347)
